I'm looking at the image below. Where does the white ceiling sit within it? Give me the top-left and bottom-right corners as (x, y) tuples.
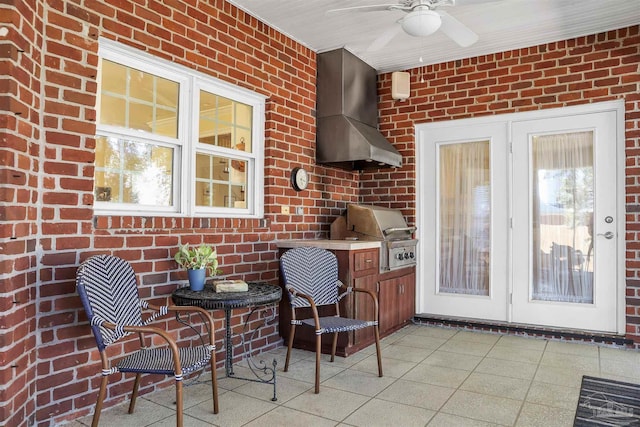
(227, 0), (640, 73)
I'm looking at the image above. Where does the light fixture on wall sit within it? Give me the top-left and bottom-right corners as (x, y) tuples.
(391, 71), (410, 100)
(401, 9), (441, 37)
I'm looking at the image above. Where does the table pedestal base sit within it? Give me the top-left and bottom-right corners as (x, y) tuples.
(171, 282), (282, 401)
(224, 305), (278, 401)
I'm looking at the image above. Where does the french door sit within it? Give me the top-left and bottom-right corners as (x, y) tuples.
(418, 122), (509, 321)
(511, 112), (618, 331)
(416, 101), (624, 333)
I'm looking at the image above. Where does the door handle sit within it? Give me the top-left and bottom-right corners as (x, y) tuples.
(597, 231), (614, 239)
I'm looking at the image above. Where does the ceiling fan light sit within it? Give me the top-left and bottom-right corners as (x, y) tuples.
(401, 9), (442, 37)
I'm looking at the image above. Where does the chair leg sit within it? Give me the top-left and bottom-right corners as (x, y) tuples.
(175, 378), (183, 427)
(128, 373), (141, 414)
(210, 355), (219, 414)
(91, 375), (109, 427)
(314, 333), (321, 394)
(330, 332), (338, 363)
(374, 326), (383, 378)
(284, 324), (296, 372)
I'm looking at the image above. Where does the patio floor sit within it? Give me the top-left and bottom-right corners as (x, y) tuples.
(68, 324), (640, 426)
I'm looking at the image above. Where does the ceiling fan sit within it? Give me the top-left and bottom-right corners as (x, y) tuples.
(328, 0), (485, 51)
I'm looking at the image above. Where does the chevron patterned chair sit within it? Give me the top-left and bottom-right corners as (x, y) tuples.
(279, 246), (383, 393)
(76, 255), (219, 427)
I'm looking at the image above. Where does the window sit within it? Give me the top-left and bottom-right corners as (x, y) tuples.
(95, 39), (265, 217)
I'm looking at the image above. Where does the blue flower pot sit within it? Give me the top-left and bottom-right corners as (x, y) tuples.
(187, 268), (206, 291)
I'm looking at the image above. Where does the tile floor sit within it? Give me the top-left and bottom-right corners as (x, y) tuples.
(69, 324), (640, 427)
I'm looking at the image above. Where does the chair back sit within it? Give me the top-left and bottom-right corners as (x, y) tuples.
(76, 255), (144, 351)
(280, 247), (339, 308)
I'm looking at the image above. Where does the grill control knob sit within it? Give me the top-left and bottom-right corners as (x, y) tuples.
(409, 252), (415, 259)
(396, 253), (404, 260)
(403, 252), (410, 260)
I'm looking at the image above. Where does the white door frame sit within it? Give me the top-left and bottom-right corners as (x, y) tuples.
(415, 99), (626, 334)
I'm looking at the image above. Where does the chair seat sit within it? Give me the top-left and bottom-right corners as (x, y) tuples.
(117, 346), (212, 376)
(300, 316), (377, 333)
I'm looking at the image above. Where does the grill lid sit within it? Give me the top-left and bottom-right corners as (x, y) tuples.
(346, 204), (415, 240)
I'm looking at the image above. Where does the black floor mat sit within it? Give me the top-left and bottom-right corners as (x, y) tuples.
(574, 375), (640, 426)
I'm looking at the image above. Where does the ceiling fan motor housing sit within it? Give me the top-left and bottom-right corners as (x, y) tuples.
(401, 8), (442, 37)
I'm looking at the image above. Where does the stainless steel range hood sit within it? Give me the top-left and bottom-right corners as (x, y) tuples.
(316, 49), (402, 170)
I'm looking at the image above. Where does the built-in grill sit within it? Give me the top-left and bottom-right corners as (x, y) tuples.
(330, 204), (418, 271)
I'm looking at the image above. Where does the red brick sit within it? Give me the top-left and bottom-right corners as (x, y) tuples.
(94, 236), (125, 249)
(42, 192), (78, 205)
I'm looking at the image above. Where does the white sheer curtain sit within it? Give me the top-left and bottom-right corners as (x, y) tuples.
(439, 141), (491, 295)
(531, 131), (594, 304)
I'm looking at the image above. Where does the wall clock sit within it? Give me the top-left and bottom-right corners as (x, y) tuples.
(291, 167), (309, 191)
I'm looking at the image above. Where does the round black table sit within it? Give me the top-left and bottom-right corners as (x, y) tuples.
(172, 282), (282, 400)
(172, 282), (282, 311)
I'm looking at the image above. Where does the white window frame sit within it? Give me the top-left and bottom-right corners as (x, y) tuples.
(95, 38), (265, 218)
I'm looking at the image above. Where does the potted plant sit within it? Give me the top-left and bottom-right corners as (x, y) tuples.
(174, 243), (221, 291)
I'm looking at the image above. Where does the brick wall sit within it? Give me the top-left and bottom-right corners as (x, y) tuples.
(1, 0), (360, 425)
(2, 0), (638, 425)
(0, 0), (43, 425)
(372, 25), (640, 339)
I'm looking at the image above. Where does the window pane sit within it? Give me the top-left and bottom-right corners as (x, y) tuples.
(235, 102), (252, 128)
(212, 183), (228, 208)
(234, 102), (252, 152)
(196, 181), (213, 207)
(194, 153), (247, 208)
(236, 132), (251, 153)
(99, 59), (179, 138)
(198, 90), (252, 152)
(129, 69), (155, 103)
(231, 184), (246, 208)
(128, 101), (153, 133)
(199, 91), (219, 145)
(439, 141), (491, 296)
(99, 95), (126, 129)
(531, 131), (594, 304)
(214, 157), (228, 180)
(95, 136), (174, 206)
(196, 153), (211, 180)
(101, 59), (126, 95)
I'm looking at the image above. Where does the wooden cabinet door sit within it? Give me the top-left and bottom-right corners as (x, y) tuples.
(398, 271), (416, 325)
(379, 270), (416, 335)
(378, 277), (399, 335)
(353, 273), (378, 344)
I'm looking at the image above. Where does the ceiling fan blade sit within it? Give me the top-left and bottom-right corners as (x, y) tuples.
(326, 4), (400, 14)
(437, 10), (479, 47)
(366, 25), (403, 51)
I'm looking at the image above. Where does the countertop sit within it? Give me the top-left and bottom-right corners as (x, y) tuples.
(275, 239), (381, 251)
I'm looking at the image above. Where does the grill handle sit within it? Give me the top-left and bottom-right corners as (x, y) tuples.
(383, 226), (416, 236)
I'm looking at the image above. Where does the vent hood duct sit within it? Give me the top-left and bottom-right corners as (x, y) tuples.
(316, 48), (402, 170)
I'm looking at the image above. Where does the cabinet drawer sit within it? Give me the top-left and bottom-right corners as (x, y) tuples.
(352, 249), (378, 275)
